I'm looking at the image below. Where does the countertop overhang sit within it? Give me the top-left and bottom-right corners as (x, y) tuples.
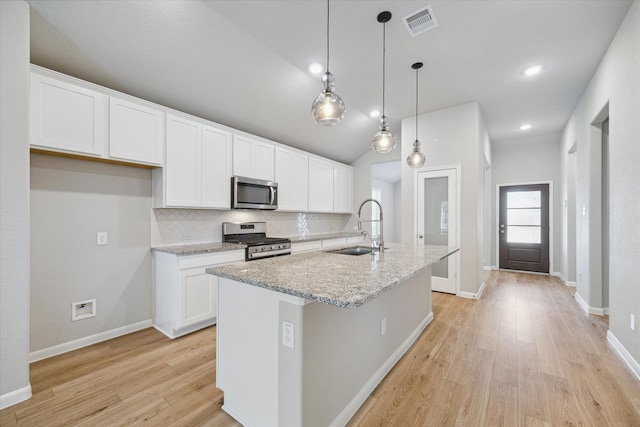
(207, 244), (459, 308)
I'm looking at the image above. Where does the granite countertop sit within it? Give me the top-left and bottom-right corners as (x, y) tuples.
(207, 244), (459, 308)
(283, 231), (363, 243)
(151, 231), (363, 255)
(151, 242), (246, 255)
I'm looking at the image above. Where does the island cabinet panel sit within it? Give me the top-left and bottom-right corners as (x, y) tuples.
(308, 157), (334, 212)
(232, 135), (275, 181)
(154, 114), (232, 209)
(333, 163), (354, 214)
(275, 147), (308, 212)
(30, 72), (108, 157)
(216, 268), (433, 427)
(153, 250), (244, 339)
(108, 96), (164, 166)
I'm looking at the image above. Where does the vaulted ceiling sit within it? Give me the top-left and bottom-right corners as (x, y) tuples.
(27, 0), (633, 164)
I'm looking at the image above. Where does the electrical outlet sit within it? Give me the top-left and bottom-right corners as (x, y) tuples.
(179, 233), (191, 241)
(631, 313), (635, 332)
(72, 299), (96, 321)
(96, 232), (108, 246)
(381, 317), (387, 336)
(282, 321), (294, 349)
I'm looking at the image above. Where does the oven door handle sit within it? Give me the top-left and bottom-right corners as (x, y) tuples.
(270, 187), (276, 206)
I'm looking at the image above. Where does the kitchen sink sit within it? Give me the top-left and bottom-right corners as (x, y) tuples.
(330, 246), (377, 256)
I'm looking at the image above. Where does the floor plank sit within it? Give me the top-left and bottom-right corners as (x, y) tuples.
(1, 270), (639, 426)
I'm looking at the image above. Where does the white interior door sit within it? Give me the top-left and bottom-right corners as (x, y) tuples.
(416, 168), (458, 294)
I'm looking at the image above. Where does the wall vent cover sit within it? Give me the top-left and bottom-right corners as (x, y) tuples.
(402, 4), (439, 37)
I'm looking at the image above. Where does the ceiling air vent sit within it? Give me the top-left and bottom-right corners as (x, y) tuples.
(402, 4), (439, 37)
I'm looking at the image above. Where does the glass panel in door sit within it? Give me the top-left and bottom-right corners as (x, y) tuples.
(423, 176), (448, 278)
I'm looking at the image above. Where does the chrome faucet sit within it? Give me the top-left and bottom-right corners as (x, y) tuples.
(357, 198), (384, 253)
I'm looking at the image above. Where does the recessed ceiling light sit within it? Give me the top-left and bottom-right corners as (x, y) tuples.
(520, 124), (532, 130)
(524, 65), (543, 76)
(370, 110), (381, 118)
(308, 63), (323, 74)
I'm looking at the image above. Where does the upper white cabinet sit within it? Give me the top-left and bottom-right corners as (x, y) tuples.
(233, 135), (275, 181)
(109, 97), (164, 166)
(308, 157), (334, 213)
(275, 147), (308, 212)
(154, 114), (232, 209)
(333, 164), (354, 214)
(30, 72), (108, 157)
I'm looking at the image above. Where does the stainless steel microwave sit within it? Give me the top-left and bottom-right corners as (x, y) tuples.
(231, 176), (278, 210)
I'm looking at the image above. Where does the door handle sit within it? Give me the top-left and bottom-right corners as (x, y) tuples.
(417, 234), (424, 239)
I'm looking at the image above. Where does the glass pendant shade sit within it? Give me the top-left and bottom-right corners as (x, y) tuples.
(312, 0), (344, 126)
(406, 140), (426, 167)
(312, 71), (345, 126)
(372, 115), (397, 153)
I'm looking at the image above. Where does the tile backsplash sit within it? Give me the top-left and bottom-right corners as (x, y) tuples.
(151, 209), (352, 246)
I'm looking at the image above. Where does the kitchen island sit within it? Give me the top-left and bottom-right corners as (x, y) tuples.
(207, 244), (458, 427)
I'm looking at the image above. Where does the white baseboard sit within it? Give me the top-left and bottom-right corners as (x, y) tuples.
(29, 319), (152, 363)
(0, 383), (32, 410)
(604, 307), (610, 315)
(574, 292), (605, 316)
(329, 312), (434, 427)
(607, 330), (640, 382)
(483, 265), (495, 271)
(551, 272), (576, 287)
(458, 280), (486, 300)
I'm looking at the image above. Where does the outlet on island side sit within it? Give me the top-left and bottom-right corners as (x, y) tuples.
(631, 313), (636, 332)
(381, 317), (387, 336)
(282, 320), (294, 349)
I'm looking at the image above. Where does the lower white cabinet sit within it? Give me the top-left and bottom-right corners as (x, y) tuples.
(153, 249), (245, 339)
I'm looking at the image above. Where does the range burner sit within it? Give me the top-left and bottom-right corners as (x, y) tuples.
(223, 222), (291, 261)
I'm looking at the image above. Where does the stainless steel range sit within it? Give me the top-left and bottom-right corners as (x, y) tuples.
(222, 222), (291, 261)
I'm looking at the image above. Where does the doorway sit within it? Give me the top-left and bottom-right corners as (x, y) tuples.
(415, 167), (459, 294)
(498, 184), (550, 273)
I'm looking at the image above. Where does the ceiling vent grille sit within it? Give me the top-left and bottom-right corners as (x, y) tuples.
(402, 5), (439, 37)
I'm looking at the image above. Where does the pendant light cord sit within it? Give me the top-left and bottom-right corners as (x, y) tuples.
(415, 67), (419, 141)
(382, 21), (386, 116)
(326, 0), (330, 72)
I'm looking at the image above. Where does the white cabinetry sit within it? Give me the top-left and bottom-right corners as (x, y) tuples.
(154, 114), (232, 209)
(30, 71), (108, 157)
(308, 157), (334, 212)
(275, 147), (308, 212)
(153, 250), (245, 339)
(233, 135), (275, 181)
(333, 164), (354, 213)
(109, 97), (164, 166)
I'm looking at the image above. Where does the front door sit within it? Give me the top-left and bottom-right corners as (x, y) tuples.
(499, 184), (549, 273)
(416, 168), (458, 294)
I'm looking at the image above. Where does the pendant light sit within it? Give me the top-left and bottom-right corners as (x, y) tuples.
(311, 0), (345, 126)
(406, 62), (426, 168)
(372, 11), (396, 154)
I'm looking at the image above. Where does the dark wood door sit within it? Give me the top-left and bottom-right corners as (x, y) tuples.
(499, 184), (549, 273)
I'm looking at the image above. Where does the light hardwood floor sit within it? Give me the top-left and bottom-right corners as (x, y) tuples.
(1, 271), (639, 426)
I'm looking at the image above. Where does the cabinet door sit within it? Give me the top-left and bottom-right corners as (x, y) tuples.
(308, 157), (334, 212)
(233, 136), (275, 181)
(275, 147), (308, 211)
(30, 72), (107, 157)
(253, 141), (275, 181)
(179, 267), (217, 328)
(166, 115), (201, 207)
(201, 125), (232, 208)
(232, 136), (254, 178)
(333, 164), (353, 213)
(109, 97), (164, 165)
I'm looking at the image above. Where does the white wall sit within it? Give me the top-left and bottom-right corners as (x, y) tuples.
(401, 102), (489, 295)
(559, 1), (639, 362)
(30, 154), (153, 352)
(491, 134), (562, 270)
(348, 147), (401, 236)
(371, 178), (397, 243)
(0, 0), (31, 408)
